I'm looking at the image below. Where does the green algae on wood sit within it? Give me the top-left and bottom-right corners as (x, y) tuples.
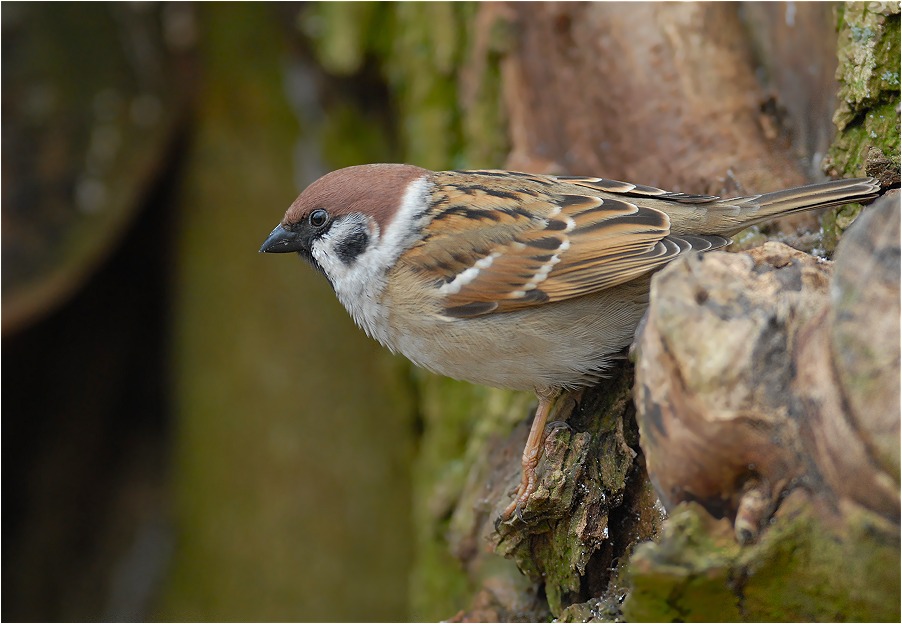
(832, 2), (901, 132)
(822, 3), (900, 251)
(739, 500), (900, 621)
(302, 2), (508, 170)
(625, 493), (900, 622)
(624, 504), (743, 623)
(490, 368), (658, 618)
(410, 374), (534, 621)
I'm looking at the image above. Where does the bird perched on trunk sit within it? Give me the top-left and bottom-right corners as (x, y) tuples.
(260, 164), (879, 520)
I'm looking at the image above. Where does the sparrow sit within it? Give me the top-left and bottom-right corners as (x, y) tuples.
(259, 164), (879, 520)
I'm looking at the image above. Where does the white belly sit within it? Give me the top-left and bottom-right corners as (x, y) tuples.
(380, 278), (651, 391)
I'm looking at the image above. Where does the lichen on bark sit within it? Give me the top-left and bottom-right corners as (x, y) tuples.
(824, 3), (900, 182)
(629, 197), (900, 622)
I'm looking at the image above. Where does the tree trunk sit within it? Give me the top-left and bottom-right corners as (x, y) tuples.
(359, 2), (900, 620)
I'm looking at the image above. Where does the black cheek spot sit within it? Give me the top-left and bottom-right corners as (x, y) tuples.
(335, 230), (370, 265)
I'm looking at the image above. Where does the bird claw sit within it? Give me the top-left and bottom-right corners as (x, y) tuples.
(496, 388), (566, 529)
(543, 419), (573, 438)
(498, 469), (538, 525)
(494, 499), (528, 531)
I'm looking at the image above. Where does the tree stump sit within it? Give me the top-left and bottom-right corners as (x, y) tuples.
(629, 193), (900, 621)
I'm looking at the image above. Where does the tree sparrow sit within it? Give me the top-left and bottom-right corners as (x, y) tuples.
(259, 164), (879, 520)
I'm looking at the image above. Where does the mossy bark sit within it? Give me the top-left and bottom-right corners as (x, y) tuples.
(822, 2), (901, 251)
(625, 4), (900, 620)
(629, 218), (900, 621)
(627, 493), (899, 622)
(304, 2), (899, 621)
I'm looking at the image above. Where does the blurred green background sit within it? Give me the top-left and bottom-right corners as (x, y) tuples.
(2, 3), (504, 620)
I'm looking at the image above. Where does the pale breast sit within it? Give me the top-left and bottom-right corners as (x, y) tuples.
(380, 268), (651, 391)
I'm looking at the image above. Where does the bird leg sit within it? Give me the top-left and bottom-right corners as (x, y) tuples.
(501, 386), (563, 521)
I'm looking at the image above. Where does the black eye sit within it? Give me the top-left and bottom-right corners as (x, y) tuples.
(309, 209), (329, 228)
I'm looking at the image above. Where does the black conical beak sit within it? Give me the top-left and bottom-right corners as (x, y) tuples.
(259, 224), (303, 253)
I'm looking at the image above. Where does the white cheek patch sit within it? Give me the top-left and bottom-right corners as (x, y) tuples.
(311, 214), (371, 281)
(353, 176), (430, 276)
(315, 175), (431, 347)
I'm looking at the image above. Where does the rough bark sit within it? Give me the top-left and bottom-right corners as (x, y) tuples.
(299, 6), (900, 616)
(452, 2), (899, 621)
(630, 194), (900, 622)
(822, 1), (901, 252)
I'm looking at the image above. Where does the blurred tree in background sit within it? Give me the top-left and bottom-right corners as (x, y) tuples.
(2, 2), (898, 622)
(4, 3), (418, 620)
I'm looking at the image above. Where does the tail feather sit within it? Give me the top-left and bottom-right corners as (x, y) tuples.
(750, 177), (881, 212)
(722, 177), (881, 231)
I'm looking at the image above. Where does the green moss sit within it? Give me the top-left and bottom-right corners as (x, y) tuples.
(490, 371), (643, 618)
(410, 374), (530, 621)
(303, 2), (508, 170)
(823, 3), (900, 252)
(624, 496), (900, 622)
(828, 1), (901, 168)
(832, 4), (900, 130)
(302, 2), (384, 75)
(820, 200), (866, 253)
(739, 502), (900, 621)
(826, 100), (901, 176)
(624, 505), (742, 622)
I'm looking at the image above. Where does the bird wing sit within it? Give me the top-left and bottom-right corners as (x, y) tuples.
(399, 170), (729, 318)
